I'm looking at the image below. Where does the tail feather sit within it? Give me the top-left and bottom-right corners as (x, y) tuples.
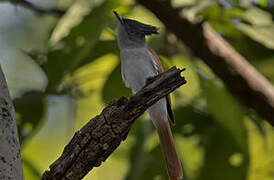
(148, 99), (183, 179)
(157, 120), (183, 180)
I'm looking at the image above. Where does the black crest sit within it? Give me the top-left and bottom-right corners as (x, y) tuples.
(113, 11), (158, 36)
(123, 18), (158, 36)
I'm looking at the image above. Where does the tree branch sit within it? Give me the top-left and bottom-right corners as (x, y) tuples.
(136, 0), (274, 126)
(42, 67), (186, 180)
(0, 65), (24, 180)
(1, 0), (65, 16)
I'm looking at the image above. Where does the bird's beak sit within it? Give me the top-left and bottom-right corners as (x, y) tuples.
(113, 11), (124, 24)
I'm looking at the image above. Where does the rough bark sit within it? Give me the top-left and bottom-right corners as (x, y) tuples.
(0, 65), (24, 180)
(41, 67), (186, 180)
(136, 0), (274, 126)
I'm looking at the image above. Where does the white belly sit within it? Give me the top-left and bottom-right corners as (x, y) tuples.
(120, 47), (168, 125)
(120, 48), (158, 94)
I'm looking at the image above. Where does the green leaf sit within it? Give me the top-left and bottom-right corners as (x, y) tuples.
(43, 0), (121, 92)
(199, 3), (274, 61)
(173, 106), (214, 136)
(170, 55), (201, 103)
(236, 23), (274, 49)
(125, 119), (152, 180)
(197, 127), (249, 180)
(140, 145), (168, 180)
(75, 40), (119, 70)
(126, 105), (214, 180)
(226, 29), (274, 62)
(208, 20), (274, 63)
(242, 7), (273, 26)
(200, 4), (244, 23)
(204, 79), (248, 152)
(254, 57), (274, 82)
(102, 63), (131, 104)
(171, 0), (196, 8)
(257, 0), (268, 7)
(14, 91), (45, 145)
(197, 78), (249, 180)
(22, 158), (41, 180)
(248, 112), (266, 138)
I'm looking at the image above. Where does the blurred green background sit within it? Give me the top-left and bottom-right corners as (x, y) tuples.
(0, 0), (273, 179)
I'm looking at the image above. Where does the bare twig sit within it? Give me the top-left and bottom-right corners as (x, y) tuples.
(136, 0), (274, 126)
(42, 67), (186, 180)
(2, 0), (65, 16)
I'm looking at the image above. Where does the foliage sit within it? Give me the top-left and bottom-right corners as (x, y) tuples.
(1, 0), (274, 180)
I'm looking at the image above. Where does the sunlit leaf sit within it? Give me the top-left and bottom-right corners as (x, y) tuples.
(200, 4), (244, 22)
(171, 0), (196, 8)
(170, 55), (200, 104)
(199, 3), (274, 61)
(43, 0), (122, 92)
(243, 7), (273, 26)
(237, 23), (274, 49)
(257, 0), (268, 7)
(22, 158), (41, 180)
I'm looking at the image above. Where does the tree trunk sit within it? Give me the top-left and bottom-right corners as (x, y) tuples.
(0, 65), (24, 180)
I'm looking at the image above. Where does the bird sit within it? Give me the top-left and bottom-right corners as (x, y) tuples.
(113, 11), (183, 180)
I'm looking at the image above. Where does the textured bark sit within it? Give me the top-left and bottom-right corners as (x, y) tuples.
(41, 67), (186, 180)
(136, 0), (274, 126)
(0, 65), (24, 180)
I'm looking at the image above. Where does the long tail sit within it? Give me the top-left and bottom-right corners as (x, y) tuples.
(157, 119), (183, 180)
(149, 101), (183, 180)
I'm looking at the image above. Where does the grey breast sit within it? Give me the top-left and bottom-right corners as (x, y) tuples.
(120, 47), (158, 94)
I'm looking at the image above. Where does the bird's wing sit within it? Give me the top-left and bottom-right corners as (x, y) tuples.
(148, 47), (175, 124)
(148, 47), (164, 73)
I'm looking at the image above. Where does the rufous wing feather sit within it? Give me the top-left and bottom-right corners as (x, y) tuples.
(149, 47), (175, 124)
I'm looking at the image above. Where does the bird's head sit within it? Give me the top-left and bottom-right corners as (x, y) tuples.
(113, 11), (159, 48)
